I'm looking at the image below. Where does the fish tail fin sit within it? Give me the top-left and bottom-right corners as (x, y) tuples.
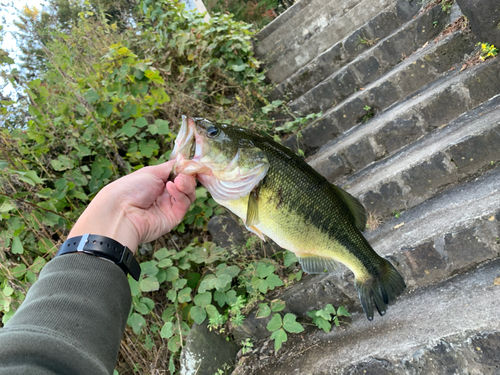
(355, 259), (406, 321)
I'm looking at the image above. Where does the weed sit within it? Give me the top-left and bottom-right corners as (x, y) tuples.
(393, 211), (401, 218)
(240, 338), (254, 355)
(366, 211), (384, 231)
(477, 42), (498, 61)
(441, 0), (453, 13)
(357, 33), (379, 47)
(307, 304), (350, 332)
(361, 105), (375, 123)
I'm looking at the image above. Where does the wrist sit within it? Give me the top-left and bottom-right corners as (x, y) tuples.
(69, 186), (140, 253)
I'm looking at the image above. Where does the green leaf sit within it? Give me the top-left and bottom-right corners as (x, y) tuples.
(214, 290), (227, 307)
(154, 119), (170, 134)
(270, 328), (287, 352)
(97, 103), (113, 117)
(157, 257), (173, 268)
(167, 334), (182, 353)
(251, 276), (268, 294)
(270, 299), (286, 312)
(190, 306), (207, 324)
(255, 303), (271, 318)
(186, 272), (201, 289)
(205, 304), (219, 319)
(166, 289), (177, 302)
(172, 278), (187, 290)
(284, 251), (298, 267)
(160, 322), (174, 339)
(0, 201), (15, 213)
(282, 313), (304, 333)
(266, 273), (284, 290)
(256, 263), (275, 278)
(135, 117), (148, 128)
(165, 266), (179, 281)
(154, 248), (174, 260)
(127, 313), (146, 334)
(337, 305), (350, 317)
(134, 301), (150, 315)
(266, 313), (282, 332)
(194, 292), (212, 308)
(3, 285), (14, 297)
(177, 287), (192, 303)
(11, 264), (27, 279)
(119, 120), (138, 137)
(85, 88), (99, 103)
(139, 276), (159, 292)
(314, 316), (331, 333)
(11, 236), (23, 254)
(225, 290), (238, 306)
(151, 88), (170, 104)
(140, 260), (159, 277)
(141, 297), (155, 312)
(216, 264), (240, 278)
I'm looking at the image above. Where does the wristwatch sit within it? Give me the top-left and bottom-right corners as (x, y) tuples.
(56, 234), (141, 281)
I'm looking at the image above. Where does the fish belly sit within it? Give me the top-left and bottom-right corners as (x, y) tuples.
(215, 188), (368, 279)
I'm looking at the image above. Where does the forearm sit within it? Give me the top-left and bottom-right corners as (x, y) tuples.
(0, 254), (131, 374)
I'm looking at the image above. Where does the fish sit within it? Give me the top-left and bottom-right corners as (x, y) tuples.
(170, 116), (406, 320)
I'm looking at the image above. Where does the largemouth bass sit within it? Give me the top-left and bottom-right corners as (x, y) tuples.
(171, 116), (406, 320)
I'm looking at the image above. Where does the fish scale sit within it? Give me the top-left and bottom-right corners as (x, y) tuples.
(171, 116), (406, 320)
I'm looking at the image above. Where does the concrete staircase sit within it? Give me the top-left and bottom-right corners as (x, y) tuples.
(234, 0), (500, 373)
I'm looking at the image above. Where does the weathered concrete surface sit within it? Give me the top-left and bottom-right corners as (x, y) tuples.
(271, 0), (433, 103)
(308, 93), (500, 218)
(180, 320), (239, 375)
(254, 0), (316, 43)
(289, 25), (472, 119)
(305, 55), (500, 177)
(233, 258), (500, 374)
(457, 0), (500, 46)
(285, 29), (482, 156)
(261, 0), (395, 84)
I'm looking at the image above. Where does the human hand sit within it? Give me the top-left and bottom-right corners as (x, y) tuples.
(69, 160), (196, 253)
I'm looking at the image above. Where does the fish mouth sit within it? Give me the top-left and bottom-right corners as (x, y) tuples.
(170, 116), (206, 175)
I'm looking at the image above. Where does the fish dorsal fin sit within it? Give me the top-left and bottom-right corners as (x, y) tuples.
(246, 182), (261, 227)
(296, 254), (340, 274)
(330, 185), (367, 232)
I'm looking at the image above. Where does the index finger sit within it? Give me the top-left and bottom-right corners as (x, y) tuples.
(136, 160), (176, 183)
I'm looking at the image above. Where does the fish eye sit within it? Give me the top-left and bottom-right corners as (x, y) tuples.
(206, 126), (220, 138)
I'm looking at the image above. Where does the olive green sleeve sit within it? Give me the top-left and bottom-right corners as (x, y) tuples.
(0, 253), (132, 375)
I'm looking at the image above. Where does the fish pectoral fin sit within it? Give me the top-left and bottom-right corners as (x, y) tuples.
(246, 225), (266, 241)
(246, 183), (260, 227)
(296, 254), (340, 274)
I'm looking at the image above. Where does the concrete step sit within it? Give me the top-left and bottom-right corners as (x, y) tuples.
(284, 28), (487, 156)
(255, 0), (361, 66)
(237, 257), (500, 374)
(253, 0), (318, 44)
(309, 91), (500, 218)
(270, 0), (441, 103)
(289, 24), (473, 121)
(257, 0), (398, 85)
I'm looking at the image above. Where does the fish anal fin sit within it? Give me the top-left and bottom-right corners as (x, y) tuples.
(331, 185), (367, 232)
(246, 185), (260, 227)
(296, 254), (340, 274)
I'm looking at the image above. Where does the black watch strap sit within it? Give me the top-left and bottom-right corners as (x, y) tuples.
(56, 234), (141, 281)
